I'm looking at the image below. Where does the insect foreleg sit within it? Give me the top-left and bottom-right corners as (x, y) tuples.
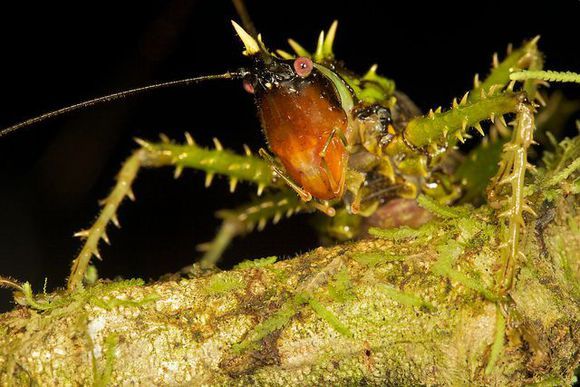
(67, 134), (276, 292)
(198, 191), (305, 269)
(258, 148), (312, 202)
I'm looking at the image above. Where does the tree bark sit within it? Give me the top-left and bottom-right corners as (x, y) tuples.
(0, 195), (578, 386)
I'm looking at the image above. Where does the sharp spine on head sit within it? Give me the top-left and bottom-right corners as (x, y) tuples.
(231, 20), (260, 56)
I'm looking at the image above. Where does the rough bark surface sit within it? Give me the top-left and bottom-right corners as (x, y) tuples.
(0, 195), (578, 386)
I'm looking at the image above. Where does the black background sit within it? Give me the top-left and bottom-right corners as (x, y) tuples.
(0, 1), (578, 312)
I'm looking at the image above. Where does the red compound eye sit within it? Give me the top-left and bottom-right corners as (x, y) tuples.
(243, 79), (255, 94)
(293, 57), (313, 77)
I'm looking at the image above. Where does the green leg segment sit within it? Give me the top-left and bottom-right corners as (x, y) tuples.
(198, 191), (305, 269)
(67, 134), (278, 292)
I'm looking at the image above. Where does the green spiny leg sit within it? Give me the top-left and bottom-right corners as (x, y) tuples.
(67, 134), (276, 292)
(404, 37), (543, 151)
(198, 191), (305, 269)
(488, 99), (536, 294)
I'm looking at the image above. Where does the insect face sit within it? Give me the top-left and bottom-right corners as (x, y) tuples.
(240, 45), (350, 201)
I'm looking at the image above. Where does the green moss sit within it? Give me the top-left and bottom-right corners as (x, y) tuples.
(417, 194), (470, 219)
(328, 268), (355, 302)
(93, 333), (119, 387)
(368, 222), (437, 241)
(352, 251), (405, 267)
(454, 217), (485, 244)
(205, 274), (245, 295)
(307, 297), (353, 338)
(234, 256), (278, 270)
(485, 305), (505, 375)
(432, 241), (498, 301)
(232, 293), (308, 354)
(375, 283), (435, 311)
(88, 294), (159, 311)
(84, 265), (99, 285)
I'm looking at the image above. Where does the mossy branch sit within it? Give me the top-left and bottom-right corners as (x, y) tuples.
(0, 189), (578, 385)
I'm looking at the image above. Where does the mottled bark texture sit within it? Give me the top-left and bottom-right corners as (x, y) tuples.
(0, 195), (578, 386)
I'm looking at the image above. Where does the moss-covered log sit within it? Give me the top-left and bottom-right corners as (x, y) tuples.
(0, 192), (577, 386)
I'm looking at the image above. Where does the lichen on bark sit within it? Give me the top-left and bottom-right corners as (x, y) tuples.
(0, 189), (578, 385)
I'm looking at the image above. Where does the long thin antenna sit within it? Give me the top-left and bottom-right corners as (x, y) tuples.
(0, 71), (245, 138)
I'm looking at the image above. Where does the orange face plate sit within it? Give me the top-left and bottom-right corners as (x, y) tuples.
(258, 78), (348, 200)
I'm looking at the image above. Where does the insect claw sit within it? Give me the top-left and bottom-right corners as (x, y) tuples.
(452, 98), (459, 109)
(174, 165), (184, 179)
(257, 183), (265, 196)
(529, 35), (541, 46)
(243, 144), (252, 156)
(93, 249), (102, 261)
(127, 189), (136, 201)
(461, 119), (468, 133)
(490, 113), (496, 123)
(272, 212), (282, 224)
(184, 132), (195, 146)
(205, 173), (215, 188)
(480, 88), (487, 99)
(492, 52), (499, 68)
(74, 229), (90, 239)
(102, 232), (110, 245)
(229, 178), (238, 193)
(506, 43), (513, 55)
(455, 131), (465, 143)
(435, 106), (442, 114)
(428, 109), (435, 119)
(460, 92), (469, 105)
(474, 123), (485, 136)
(212, 137), (223, 151)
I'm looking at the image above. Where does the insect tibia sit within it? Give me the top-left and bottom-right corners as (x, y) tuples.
(140, 135), (275, 191)
(405, 92), (521, 150)
(67, 149), (145, 292)
(198, 191), (305, 268)
(487, 100), (536, 294)
(471, 36), (542, 101)
(216, 191), (305, 233)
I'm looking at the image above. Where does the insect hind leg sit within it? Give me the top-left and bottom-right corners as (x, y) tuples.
(197, 191), (305, 269)
(67, 149), (145, 292)
(67, 134), (276, 292)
